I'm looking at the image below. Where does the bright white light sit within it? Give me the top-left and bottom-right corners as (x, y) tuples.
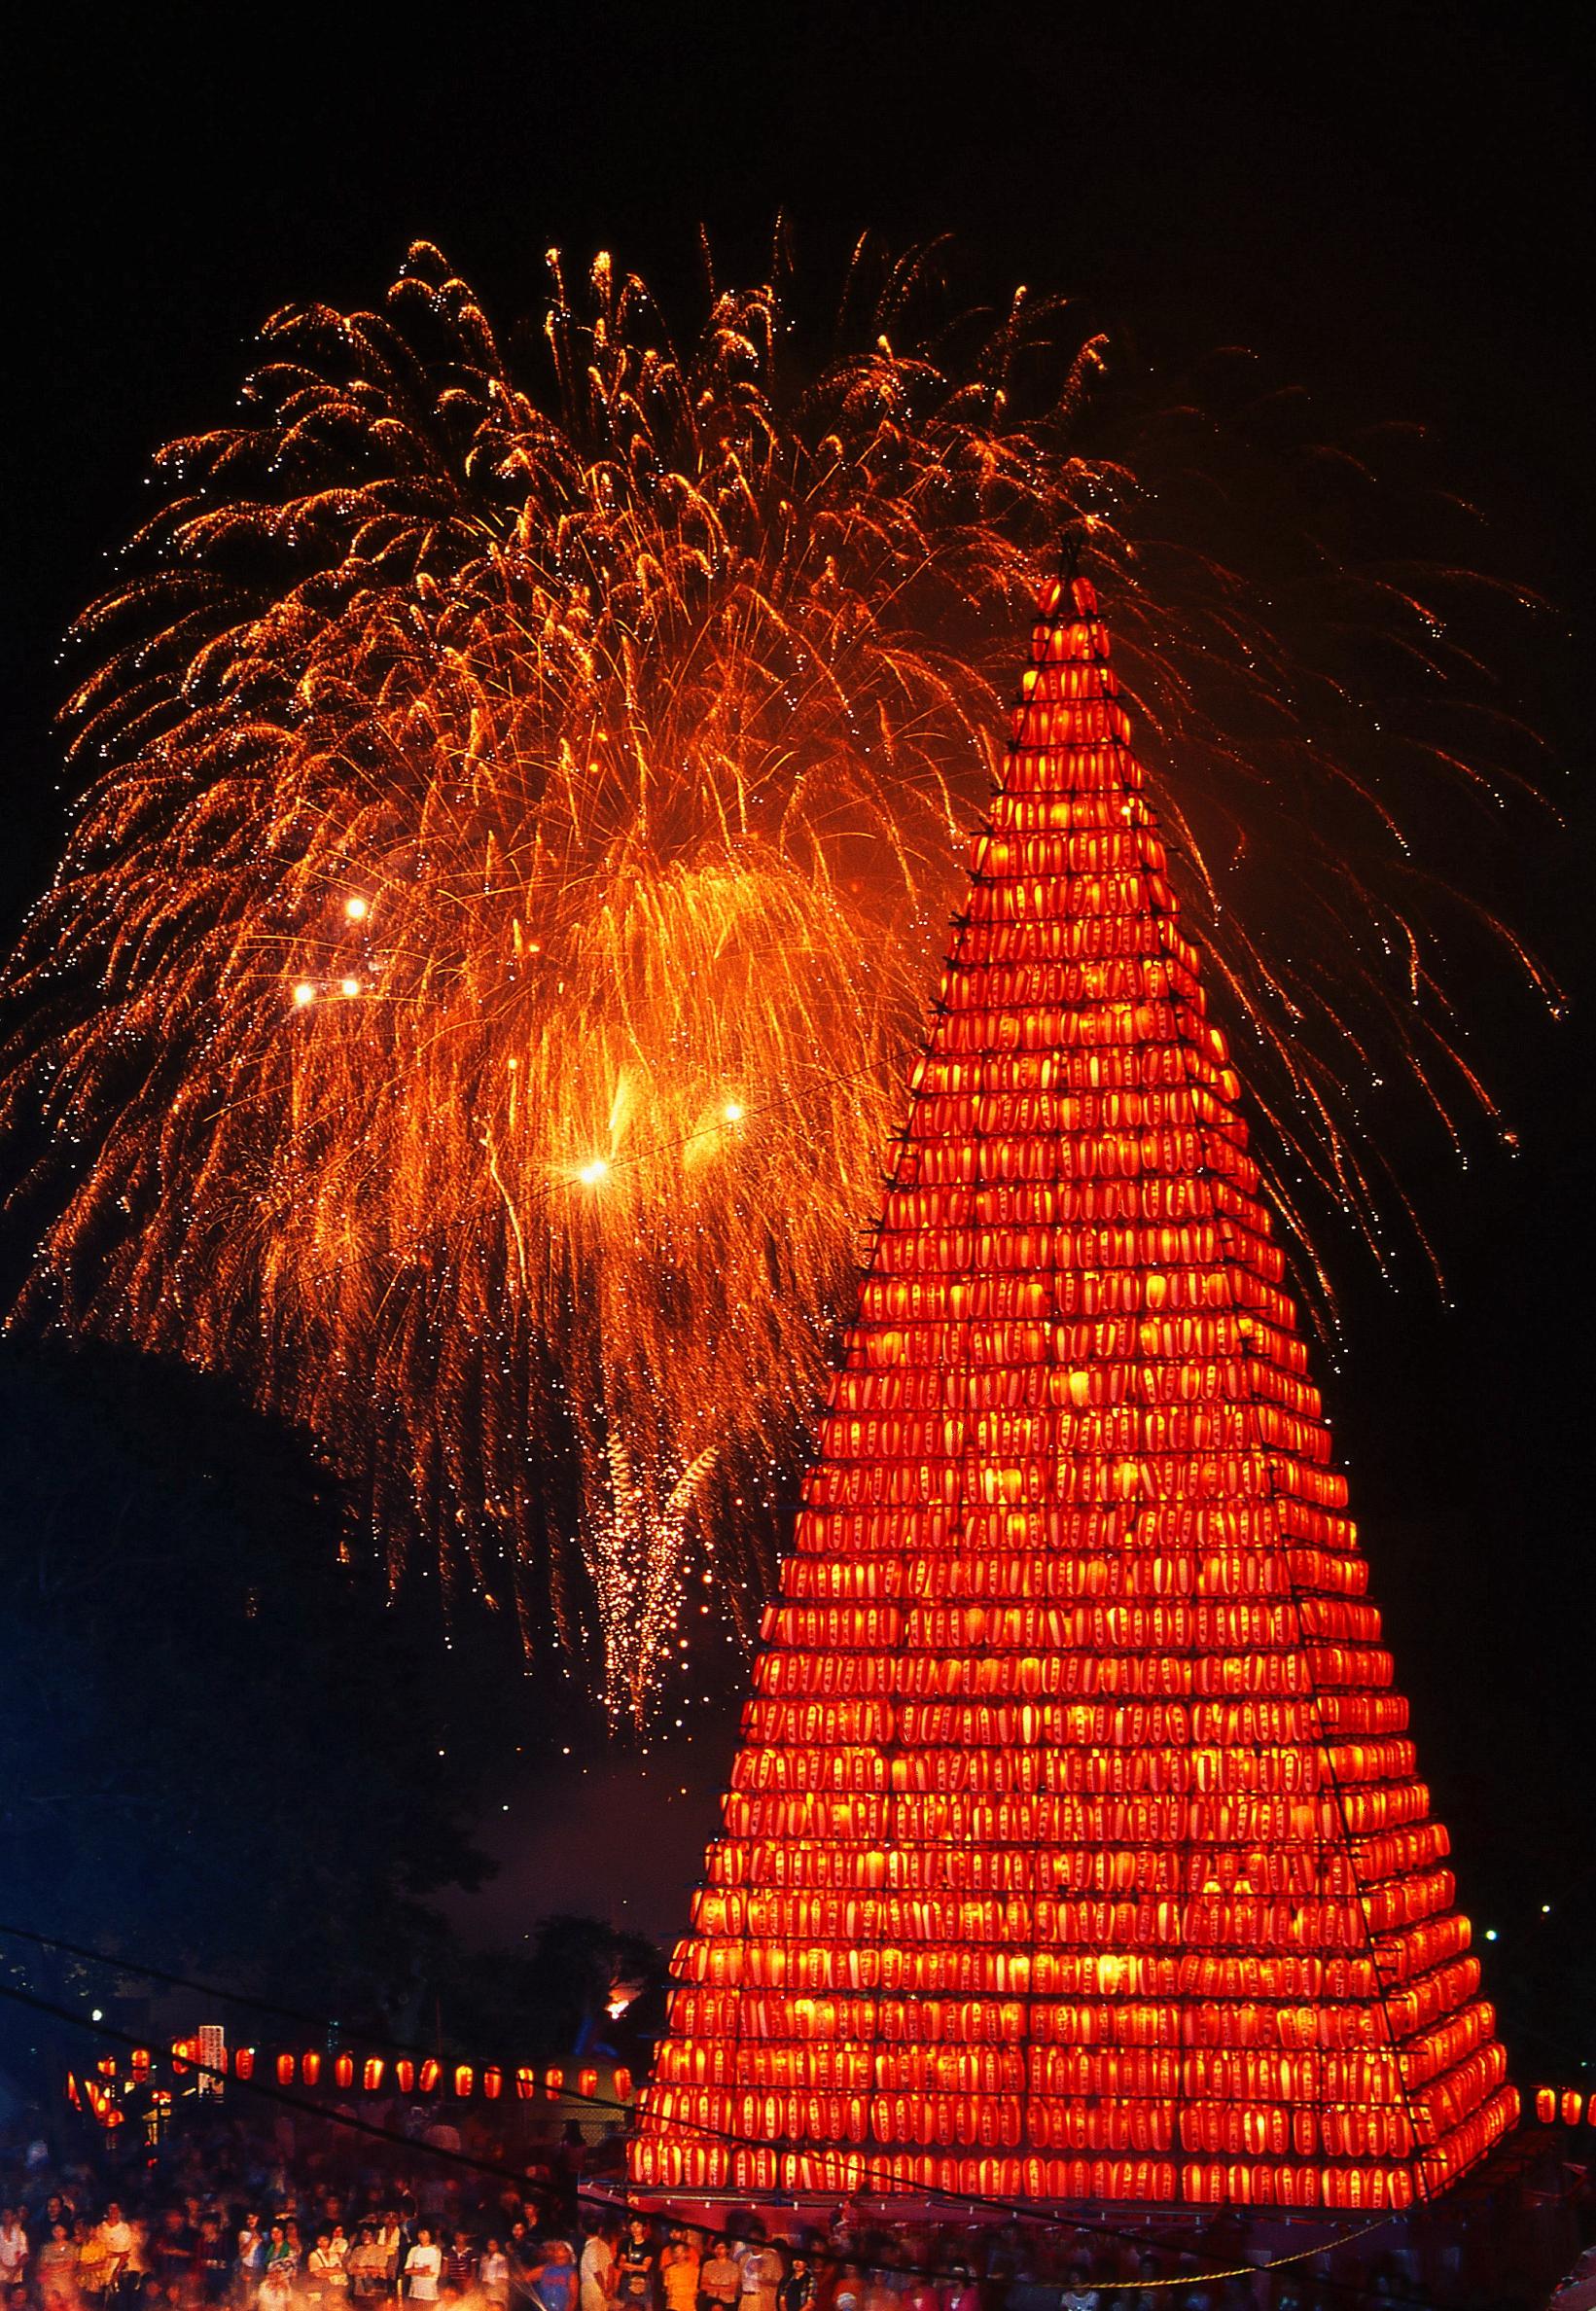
(90, 2009), (104, 2022)
(344, 895), (369, 921)
(339, 977), (362, 998)
(293, 982), (316, 1007)
(722, 1101), (745, 1123)
(578, 1158), (609, 1185)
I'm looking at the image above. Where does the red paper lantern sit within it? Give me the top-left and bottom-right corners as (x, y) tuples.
(234, 2048), (255, 2081)
(482, 2067), (502, 2100)
(301, 2052), (322, 2088)
(514, 2068), (536, 2102)
(130, 2049), (151, 2081)
(335, 2053), (355, 2091)
(419, 2058), (441, 2095)
(628, 578), (1517, 2211)
(544, 2067), (563, 2093)
(1564, 2091), (1583, 2127)
(613, 2067), (632, 2102)
(453, 2064), (474, 2098)
(396, 2061), (415, 2095)
(363, 2059), (384, 2092)
(276, 2055), (296, 2086)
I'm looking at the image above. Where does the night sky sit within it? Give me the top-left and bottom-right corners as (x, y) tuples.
(2, 5), (1590, 2080)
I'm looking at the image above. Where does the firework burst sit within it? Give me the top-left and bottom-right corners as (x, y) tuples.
(0, 237), (1553, 1721)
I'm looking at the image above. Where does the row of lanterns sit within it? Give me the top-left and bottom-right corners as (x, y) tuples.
(703, 1819), (1448, 1895)
(663, 1960), (1483, 2049)
(127, 2044), (631, 2103)
(632, 2138), (1443, 2214)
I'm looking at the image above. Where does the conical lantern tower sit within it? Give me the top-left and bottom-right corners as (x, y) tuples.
(630, 575), (1516, 2214)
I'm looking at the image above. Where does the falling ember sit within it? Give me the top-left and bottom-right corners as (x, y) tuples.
(0, 237), (1554, 1723)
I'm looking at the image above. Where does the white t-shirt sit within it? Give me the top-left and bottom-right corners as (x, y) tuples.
(579, 2237), (614, 2311)
(406, 2244), (443, 2301)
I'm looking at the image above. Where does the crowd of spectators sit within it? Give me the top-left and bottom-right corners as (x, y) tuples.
(0, 2100), (1584, 2311)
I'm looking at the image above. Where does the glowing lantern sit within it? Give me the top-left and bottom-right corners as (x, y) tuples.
(514, 2068), (536, 2101)
(301, 2052), (322, 2087)
(627, 577), (1517, 2212)
(453, 2064), (474, 2098)
(363, 2058), (384, 2091)
(335, 2053), (355, 2091)
(396, 2060), (415, 2095)
(578, 2068), (598, 2100)
(545, 2067), (564, 2093)
(130, 2048), (151, 2080)
(613, 2067), (633, 2102)
(1537, 2088), (1557, 2124)
(1564, 2091), (1583, 2127)
(482, 2067), (502, 2100)
(419, 2058), (441, 2095)
(234, 2048), (254, 2081)
(170, 2041), (191, 2077)
(276, 2055), (296, 2086)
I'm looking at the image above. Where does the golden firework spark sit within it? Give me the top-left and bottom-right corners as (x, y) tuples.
(0, 238), (1554, 1722)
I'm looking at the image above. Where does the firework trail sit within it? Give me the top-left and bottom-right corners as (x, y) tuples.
(0, 238), (1554, 1722)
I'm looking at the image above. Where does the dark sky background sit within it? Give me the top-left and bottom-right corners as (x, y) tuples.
(2, 5), (1590, 2076)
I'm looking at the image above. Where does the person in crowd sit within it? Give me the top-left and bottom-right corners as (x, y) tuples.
(91, 2210), (135, 2308)
(404, 2230), (442, 2305)
(733, 2231), (780, 2311)
(372, 2217), (403, 2301)
(38, 2218), (82, 2311)
(440, 2232), (475, 2302)
(264, 2229), (296, 2291)
(506, 2223), (539, 2311)
(528, 2239), (578, 2311)
(695, 2243), (739, 2311)
(232, 2216), (266, 2307)
(345, 2227), (382, 2308)
(658, 2229), (698, 2311)
(0, 2211), (29, 2305)
(614, 2219), (656, 2311)
(306, 2230), (345, 2308)
(195, 2219), (229, 2305)
(148, 2211), (192, 2299)
(825, 2266), (862, 2311)
(479, 2239), (511, 2309)
(775, 2251), (812, 2311)
(577, 2223), (613, 2311)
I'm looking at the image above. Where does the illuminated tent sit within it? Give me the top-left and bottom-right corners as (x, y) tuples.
(631, 576), (1516, 2212)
